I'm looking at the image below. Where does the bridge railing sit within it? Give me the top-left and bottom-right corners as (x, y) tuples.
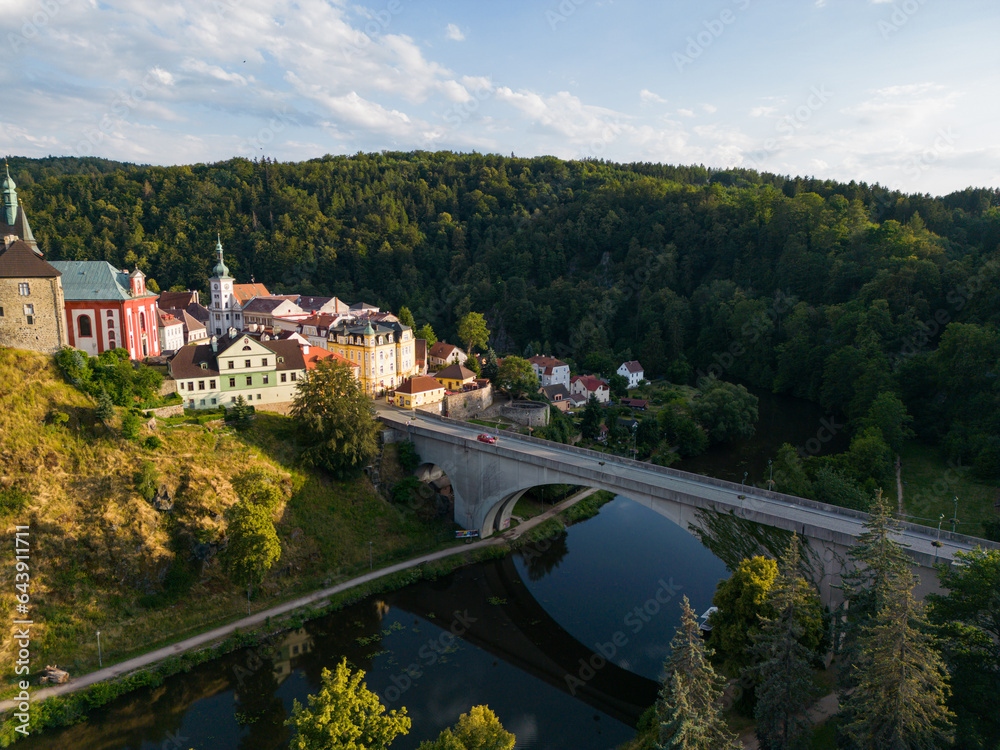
(382, 410), (1000, 551)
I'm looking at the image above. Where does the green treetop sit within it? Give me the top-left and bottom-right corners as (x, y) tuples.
(457, 311), (490, 356)
(287, 658), (411, 750)
(416, 705), (515, 750)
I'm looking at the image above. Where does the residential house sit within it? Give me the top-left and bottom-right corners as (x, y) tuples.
(169, 333), (307, 410)
(240, 296), (306, 330)
(156, 309), (184, 352)
(435, 362), (476, 391)
(161, 307), (208, 345)
(231, 282), (270, 307)
(428, 341), (467, 369)
(570, 375), (610, 405)
(394, 375), (445, 409)
(528, 355), (570, 389)
(539, 383), (572, 412)
(617, 360), (645, 389)
(50, 261), (160, 359)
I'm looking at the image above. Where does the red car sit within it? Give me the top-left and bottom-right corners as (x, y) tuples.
(477, 433), (497, 444)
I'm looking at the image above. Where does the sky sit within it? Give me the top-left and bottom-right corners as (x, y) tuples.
(2, 0), (998, 196)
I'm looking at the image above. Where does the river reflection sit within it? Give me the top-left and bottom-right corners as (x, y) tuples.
(20, 497), (729, 750)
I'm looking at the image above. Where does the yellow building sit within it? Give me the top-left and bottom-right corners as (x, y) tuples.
(435, 362), (476, 391)
(328, 319), (416, 395)
(394, 376), (445, 409)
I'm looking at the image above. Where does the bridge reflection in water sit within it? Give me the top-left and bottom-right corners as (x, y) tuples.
(390, 553), (660, 726)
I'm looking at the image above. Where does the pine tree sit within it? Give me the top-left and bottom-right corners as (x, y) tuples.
(747, 535), (821, 750)
(842, 567), (954, 750)
(656, 596), (741, 750)
(94, 387), (114, 424)
(839, 490), (911, 693)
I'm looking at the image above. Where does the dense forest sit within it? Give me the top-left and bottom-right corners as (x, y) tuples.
(7, 152), (1000, 487)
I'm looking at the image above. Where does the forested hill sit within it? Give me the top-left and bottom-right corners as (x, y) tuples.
(8, 152), (1000, 473)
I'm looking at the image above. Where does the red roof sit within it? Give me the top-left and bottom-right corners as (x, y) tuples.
(428, 341), (459, 360)
(396, 376), (445, 395)
(528, 355), (567, 368)
(621, 360), (644, 374)
(571, 375), (608, 392)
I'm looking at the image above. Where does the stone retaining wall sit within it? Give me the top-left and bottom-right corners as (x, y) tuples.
(443, 384), (492, 420)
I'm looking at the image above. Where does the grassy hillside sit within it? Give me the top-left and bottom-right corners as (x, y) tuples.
(0, 348), (451, 689)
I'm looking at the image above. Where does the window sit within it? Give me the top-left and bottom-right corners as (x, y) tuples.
(18, 283), (29, 296)
(198, 381), (205, 391)
(242, 345), (252, 351)
(23, 304), (34, 325)
(108, 333), (115, 348)
(262, 358), (268, 366)
(246, 376), (252, 386)
(211, 398), (217, 405)
(245, 359), (251, 368)
(179, 382), (185, 391)
(280, 373), (287, 383)
(78, 316), (93, 338)
(107, 318), (114, 329)
(229, 377), (235, 388)
(0, 307), (4, 317)
(209, 380), (216, 389)
(228, 361), (234, 369)
(106, 310), (113, 318)
(290, 372), (297, 381)
(256, 393), (262, 400)
(263, 374), (269, 385)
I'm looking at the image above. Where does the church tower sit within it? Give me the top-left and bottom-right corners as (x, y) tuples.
(1, 163), (39, 253)
(208, 235), (237, 336)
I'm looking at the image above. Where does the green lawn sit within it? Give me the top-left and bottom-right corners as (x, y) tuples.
(900, 441), (999, 538)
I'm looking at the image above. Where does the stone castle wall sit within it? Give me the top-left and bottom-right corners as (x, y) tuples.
(443, 384), (493, 420)
(0, 276), (67, 354)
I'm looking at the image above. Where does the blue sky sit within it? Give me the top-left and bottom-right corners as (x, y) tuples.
(2, 0), (997, 195)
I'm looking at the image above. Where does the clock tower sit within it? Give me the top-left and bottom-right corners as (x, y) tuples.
(208, 235), (239, 335)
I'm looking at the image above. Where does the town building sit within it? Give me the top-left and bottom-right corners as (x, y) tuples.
(206, 237), (245, 336)
(528, 355), (570, 389)
(326, 318), (416, 395)
(570, 375), (610, 405)
(157, 309), (184, 353)
(428, 341), (467, 369)
(617, 360), (645, 389)
(0, 239), (69, 353)
(0, 167), (69, 353)
(49, 260), (159, 359)
(169, 332), (307, 409)
(539, 383), (572, 412)
(435, 362), (477, 391)
(394, 375), (446, 409)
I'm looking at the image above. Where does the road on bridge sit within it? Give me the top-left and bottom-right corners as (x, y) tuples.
(379, 405), (994, 566)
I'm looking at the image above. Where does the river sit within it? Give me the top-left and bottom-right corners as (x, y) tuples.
(19, 497), (730, 750)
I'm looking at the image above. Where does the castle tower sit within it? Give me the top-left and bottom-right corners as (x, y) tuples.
(1, 163), (39, 253)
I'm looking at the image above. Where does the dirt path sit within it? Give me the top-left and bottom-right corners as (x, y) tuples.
(1, 488), (597, 711)
(737, 692), (840, 748)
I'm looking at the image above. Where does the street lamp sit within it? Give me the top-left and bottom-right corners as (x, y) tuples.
(96, 631), (102, 668)
(768, 459), (773, 490)
(934, 513), (944, 560)
(951, 496), (959, 533)
(369, 540), (373, 571)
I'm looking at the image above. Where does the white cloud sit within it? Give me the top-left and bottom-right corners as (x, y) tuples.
(639, 88), (668, 104)
(677, 108), (695, 118)
(702, 103), (718, 114)
(749, 105), (777, 117)
(445, 23), (465, 41)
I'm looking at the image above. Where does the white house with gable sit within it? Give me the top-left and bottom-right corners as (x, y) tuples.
(617, 360), (645, 389)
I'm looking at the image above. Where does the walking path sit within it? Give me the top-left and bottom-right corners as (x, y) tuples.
(737, 692), (840, 748)
(1, 487), (598, 711)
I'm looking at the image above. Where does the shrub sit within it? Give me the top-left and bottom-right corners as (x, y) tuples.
(0, 487), (30, 517)
(143, 435), (163, 450)
(134, 460), (159, 501)
(121, 411), (142, 441)
(45, 410), (70, 426)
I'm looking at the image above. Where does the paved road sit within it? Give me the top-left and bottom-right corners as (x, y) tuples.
(0, 488), (597, 711)
(380, 406), (994, 565)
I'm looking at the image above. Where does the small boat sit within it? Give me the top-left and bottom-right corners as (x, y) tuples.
(698, 606), (718, 633)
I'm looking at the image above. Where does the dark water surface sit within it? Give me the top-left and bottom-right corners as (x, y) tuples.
(20, 498), (729, 750)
